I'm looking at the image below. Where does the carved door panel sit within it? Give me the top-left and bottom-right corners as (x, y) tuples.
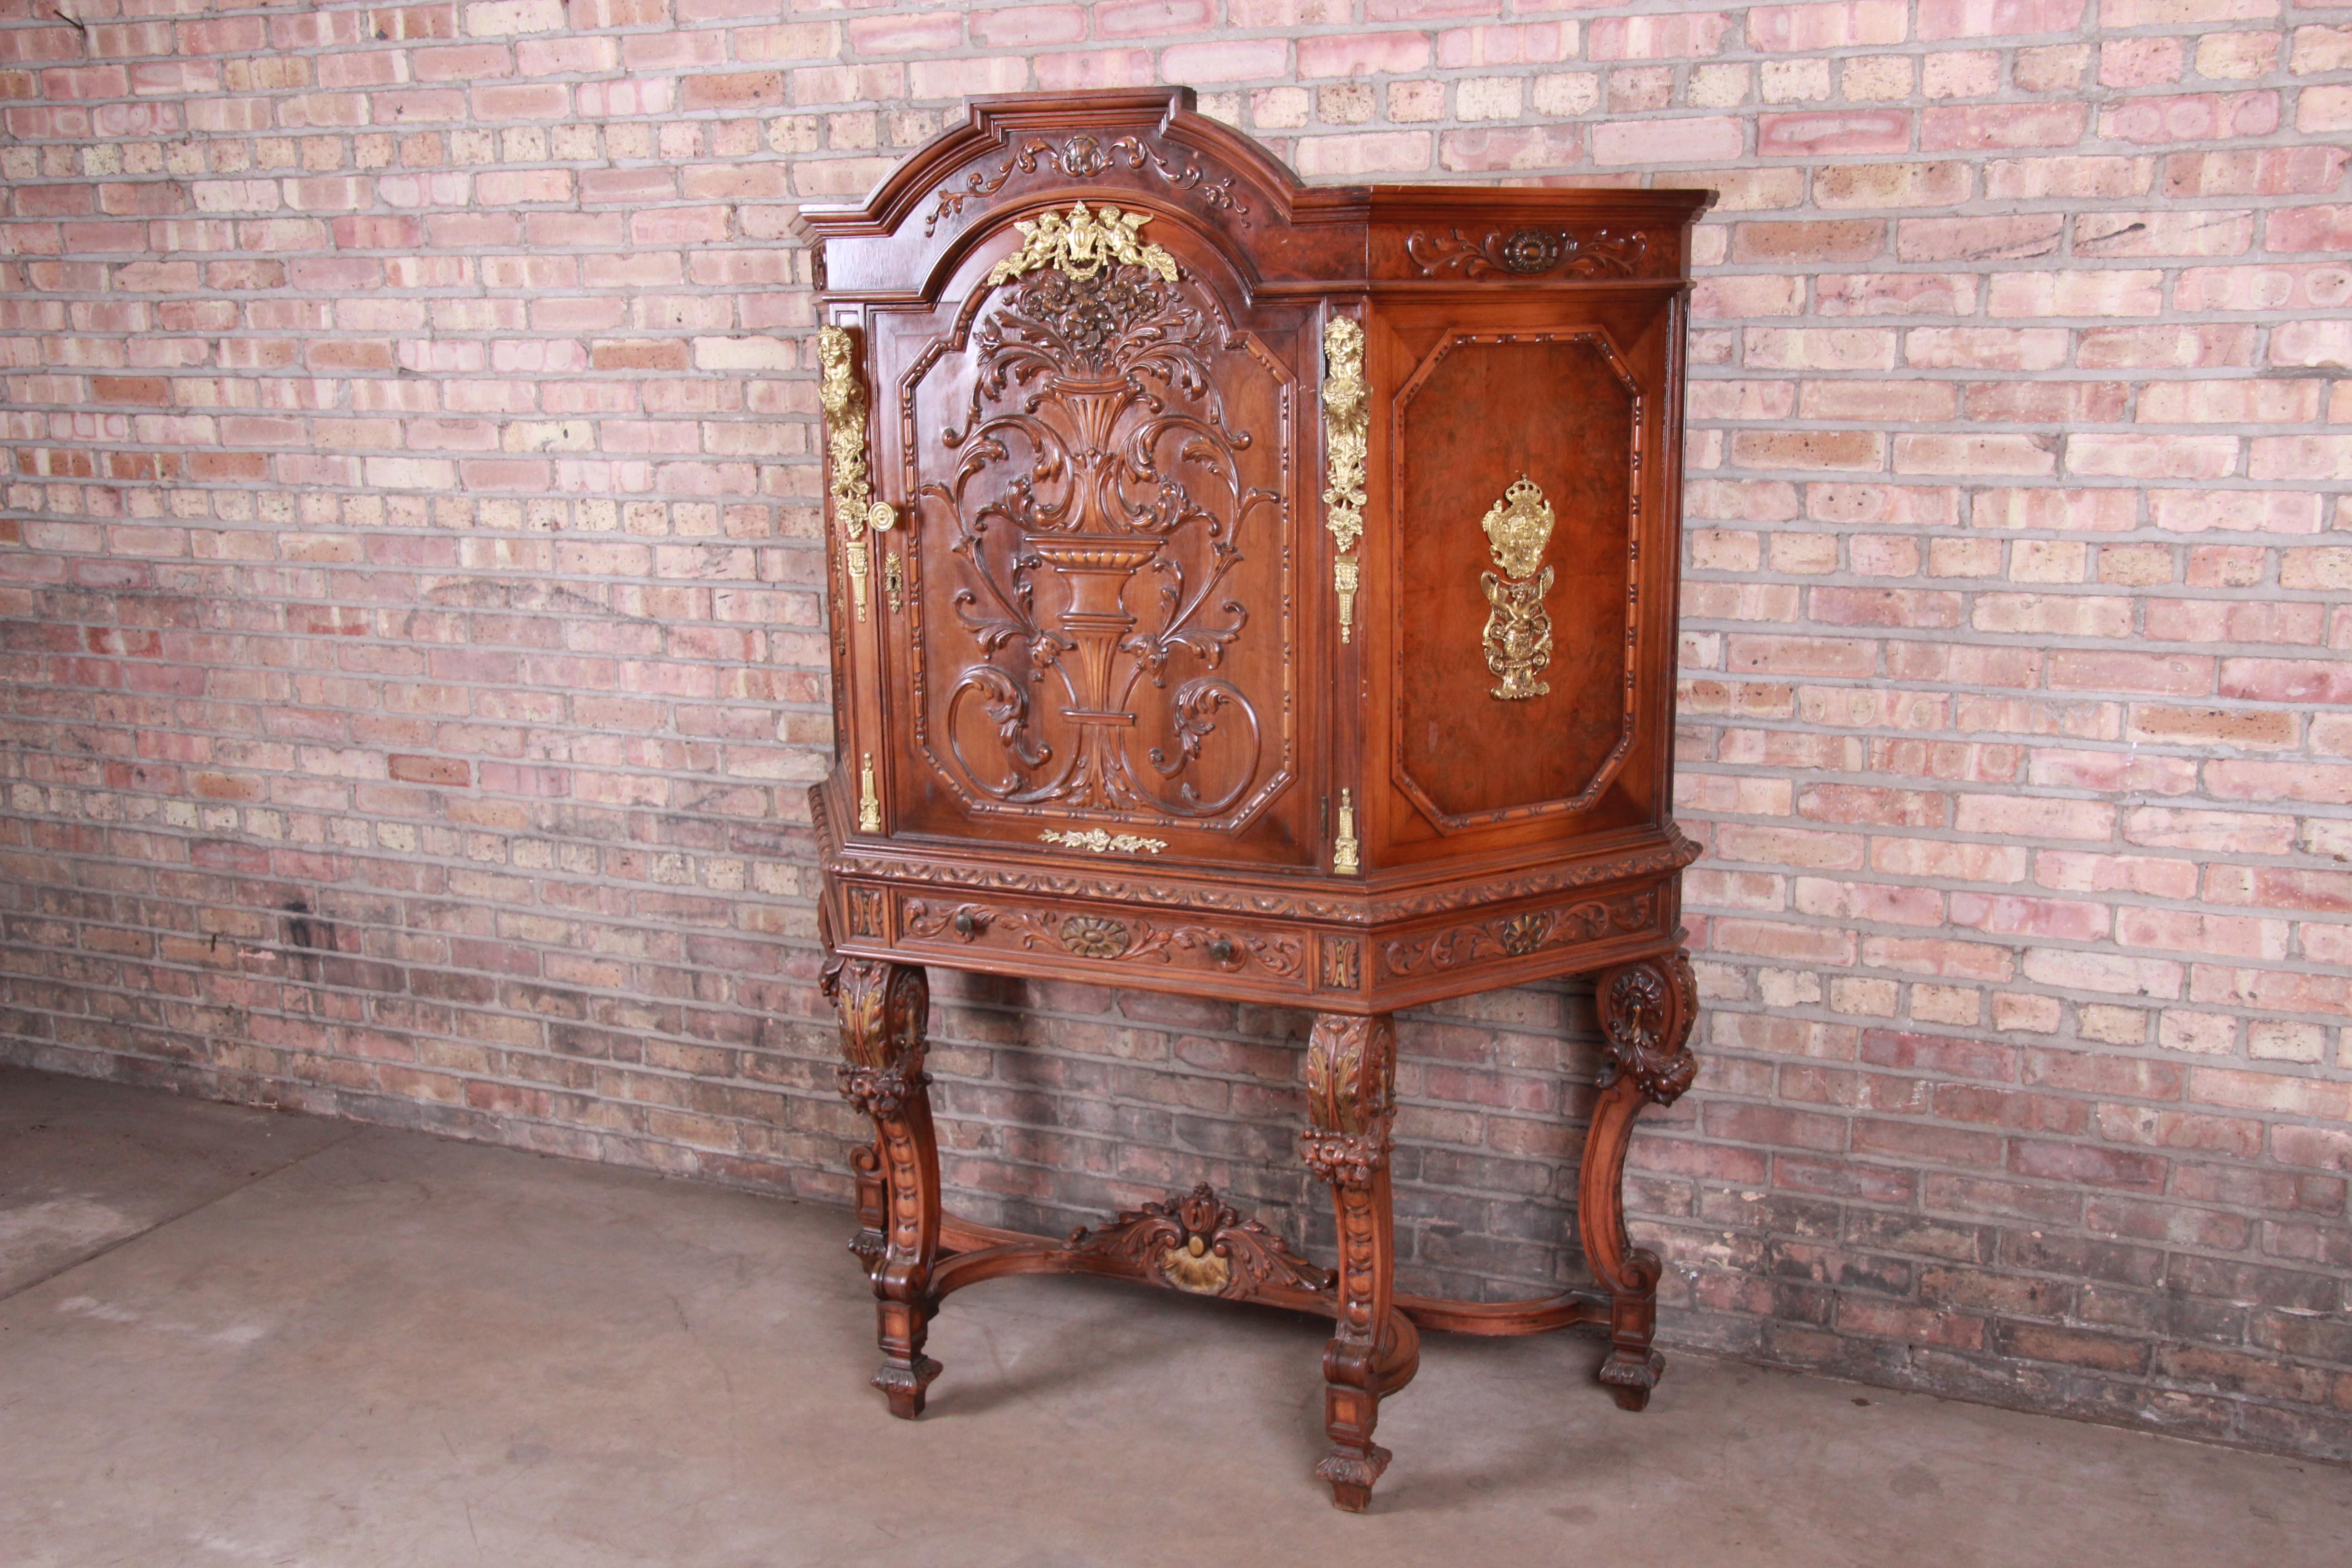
(1369, 292), (1681, 864)
(870, 204), (1320, 869)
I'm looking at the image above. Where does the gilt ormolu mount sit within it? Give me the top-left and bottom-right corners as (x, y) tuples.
(801, 89), (1712, 1511)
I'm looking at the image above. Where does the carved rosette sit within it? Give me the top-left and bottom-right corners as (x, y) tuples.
(1598, 949), (1699, 1106)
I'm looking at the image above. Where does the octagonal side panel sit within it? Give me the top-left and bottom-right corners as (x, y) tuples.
(1389, 330), (1641, 833)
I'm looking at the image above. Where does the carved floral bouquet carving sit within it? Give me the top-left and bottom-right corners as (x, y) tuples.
(922, 235), (1281, 824)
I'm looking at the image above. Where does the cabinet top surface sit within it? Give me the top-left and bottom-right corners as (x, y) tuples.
(796, 87), (1716, 258)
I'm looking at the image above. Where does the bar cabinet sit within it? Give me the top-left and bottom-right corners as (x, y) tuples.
(800, 88), (1711, 1510)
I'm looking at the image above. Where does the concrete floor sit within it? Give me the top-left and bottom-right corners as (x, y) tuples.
(1, 1069), (2345, 1568)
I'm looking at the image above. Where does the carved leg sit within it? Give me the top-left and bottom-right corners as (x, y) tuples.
(1301, 1013), (1399, 1512)
(1582, 948), (1698, 1412)
(847, 1141), (886, 1272)
(823, 955), (941, 1419)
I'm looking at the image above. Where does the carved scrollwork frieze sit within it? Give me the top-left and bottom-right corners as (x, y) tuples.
(921, 133), (1254, 237)
(899, 897), (1306, 981)
(1404, 226), (1651, 280)
(1377, 889), (1658, 979)
(819, 825), (1700, 924)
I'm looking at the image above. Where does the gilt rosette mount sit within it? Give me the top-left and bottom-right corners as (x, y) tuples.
(800, 87), (1712, 1514)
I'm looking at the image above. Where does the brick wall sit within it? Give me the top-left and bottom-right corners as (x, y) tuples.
(3, 0), (2348, 1462)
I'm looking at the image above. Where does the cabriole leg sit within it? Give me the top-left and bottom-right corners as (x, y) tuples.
(1301, 1012), (1400, 1512)
(1582, 947), (1698, 1411)
(823, 955), (941, 1419)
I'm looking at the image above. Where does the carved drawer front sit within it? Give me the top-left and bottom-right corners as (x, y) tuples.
(1376, 885), (1666, 983)
(894, 893), (1314, 993)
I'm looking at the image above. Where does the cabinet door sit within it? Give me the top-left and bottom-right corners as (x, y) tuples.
(868, 205), (1324, 870)
(1369, 290), (1681, 863)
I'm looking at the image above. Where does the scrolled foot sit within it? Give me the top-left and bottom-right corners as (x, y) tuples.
(874, 1354), (943, 1420)
(1599, 1348), (1664, 1411)
(1317, 1444), (1392, 1513)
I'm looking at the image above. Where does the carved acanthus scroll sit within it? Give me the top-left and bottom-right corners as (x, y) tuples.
(1599, 948), (1700, 1106)
(818, 325), (897, 623)
(1321, 317), (1369, 643)
(921, 134), (1252, 236)
(927, 237), (1274, 825)
(1404, 226), (1650, 280)
(1067, 1184), (1331, 1298)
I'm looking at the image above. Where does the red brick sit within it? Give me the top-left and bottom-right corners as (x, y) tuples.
(1922, 102), (2089, 150)
(1750, 3), (1907, 50)
(681, 71), (782, 110)
(1758, 110), (1911, 157)
(1919, 0), (2086, 39)
(1296, 31), (1430, 78)
(2, 5), (2348, 1468)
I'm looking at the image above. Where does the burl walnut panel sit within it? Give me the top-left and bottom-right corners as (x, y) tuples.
(801, 87), (1712, 1512)
(1392, 328), (1638, 828)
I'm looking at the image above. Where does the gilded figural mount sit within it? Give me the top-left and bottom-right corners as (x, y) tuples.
(801, 88), (1711, 1512)
(1480, 475), (1558, 702)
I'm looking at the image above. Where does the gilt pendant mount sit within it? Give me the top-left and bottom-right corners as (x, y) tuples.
(1479, 475), (1556, 702)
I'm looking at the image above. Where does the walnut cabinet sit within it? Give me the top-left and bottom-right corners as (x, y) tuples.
(800, 88), (1711, 1511)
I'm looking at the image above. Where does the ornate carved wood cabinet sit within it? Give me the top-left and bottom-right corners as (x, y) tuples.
(800, 89), (1711, 1511)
